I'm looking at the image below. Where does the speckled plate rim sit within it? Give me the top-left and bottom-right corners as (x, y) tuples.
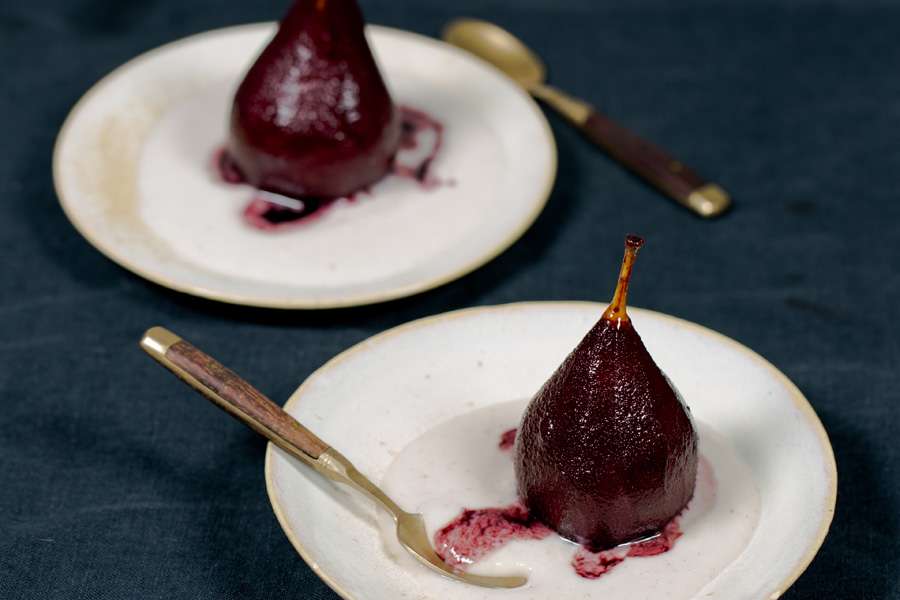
(51, 23), (557, 309)
(264, 301), (837, 599)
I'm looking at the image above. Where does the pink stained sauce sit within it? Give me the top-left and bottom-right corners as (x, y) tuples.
(434, 503), (553, 569)
(498, 428), (517, 451)
(572, 519), (683, 579)
(242, 195), (341, 231)
(392, 106), (446, 188)
(431, 426), (692, 580)
(215, 105), (446, 231)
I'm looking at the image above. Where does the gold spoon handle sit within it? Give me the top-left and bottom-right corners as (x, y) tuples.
(140, 326), (525, 589)
(532, 84), (731, 218)
(141, 326), (407, 515)
(140, 326), (329, 462)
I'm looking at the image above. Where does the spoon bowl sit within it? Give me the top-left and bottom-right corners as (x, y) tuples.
(443, 19), (546, 89)
(443, 18), (731, 218)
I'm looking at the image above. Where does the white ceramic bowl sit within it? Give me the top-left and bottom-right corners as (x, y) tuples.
(266, 302), (836, 599)
(53, 24), (556, 308)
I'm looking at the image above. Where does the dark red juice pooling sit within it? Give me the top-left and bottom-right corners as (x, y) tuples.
(572, 519), (682, 579)
(216, 106), (445, 231)
(435, 499), (683, 580)
(435, 503), (553, 569)
(392, 106), (445, 187)
(498, 428), (517, 451)
(431, 425), (686, 580)
(242, 195), (339, 230)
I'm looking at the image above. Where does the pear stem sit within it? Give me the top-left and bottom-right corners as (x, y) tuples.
(602, 235), (644, 324)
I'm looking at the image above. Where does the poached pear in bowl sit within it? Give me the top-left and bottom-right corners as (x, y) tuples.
(226, 0), (402, 199)
(266, 299), (834, 599)
(515, 236), (698, 549)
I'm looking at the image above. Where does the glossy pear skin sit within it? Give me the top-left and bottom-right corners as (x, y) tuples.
(514, 316), (698, 549)
(228, 0), (401, 198)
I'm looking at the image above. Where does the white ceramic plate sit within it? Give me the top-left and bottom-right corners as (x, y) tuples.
(53, 24), (556, 308)
(266, 302), (836, 599)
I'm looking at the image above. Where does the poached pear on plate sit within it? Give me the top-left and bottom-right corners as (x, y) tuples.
(515, 235), (698, 549)
(227, 0), (401, 199)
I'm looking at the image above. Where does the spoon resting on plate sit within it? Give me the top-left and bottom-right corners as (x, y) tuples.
(443, 19), (731, 218)
(139, 326), (526, 589)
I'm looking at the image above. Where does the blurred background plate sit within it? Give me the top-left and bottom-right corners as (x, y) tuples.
(53, 24), (556, 308)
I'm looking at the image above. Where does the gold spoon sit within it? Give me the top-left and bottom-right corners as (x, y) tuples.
(443, 19), (731, 218)
(139, 327), (526, 589)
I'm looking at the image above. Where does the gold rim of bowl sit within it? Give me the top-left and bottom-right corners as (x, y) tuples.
(51, 23), (558, 309)
(265, 302), (838, 599)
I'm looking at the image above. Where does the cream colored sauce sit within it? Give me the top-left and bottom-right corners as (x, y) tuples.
(379, 399), (760, 598)
(137, 80), (502, 288)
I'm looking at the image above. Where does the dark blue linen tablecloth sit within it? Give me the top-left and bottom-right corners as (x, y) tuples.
(2, 0), (899, 597)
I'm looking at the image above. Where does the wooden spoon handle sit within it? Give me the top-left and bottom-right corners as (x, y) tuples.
(584, 110), (694, 193)
(532, 84), (730, 217)
(580, 110), (727, 216)
(140, 327), (329, 461)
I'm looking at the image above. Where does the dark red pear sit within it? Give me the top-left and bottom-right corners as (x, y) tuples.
(514, 235), (698, 549)
(226, 0), (401, 199)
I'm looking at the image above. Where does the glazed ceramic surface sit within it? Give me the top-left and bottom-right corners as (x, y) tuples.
(265, 302), (836, 599)
(53, 24), (556, 308)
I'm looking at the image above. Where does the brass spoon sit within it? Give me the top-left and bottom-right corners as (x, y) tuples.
(140, 327), (526, 589)
(443, 19), (731, 218)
